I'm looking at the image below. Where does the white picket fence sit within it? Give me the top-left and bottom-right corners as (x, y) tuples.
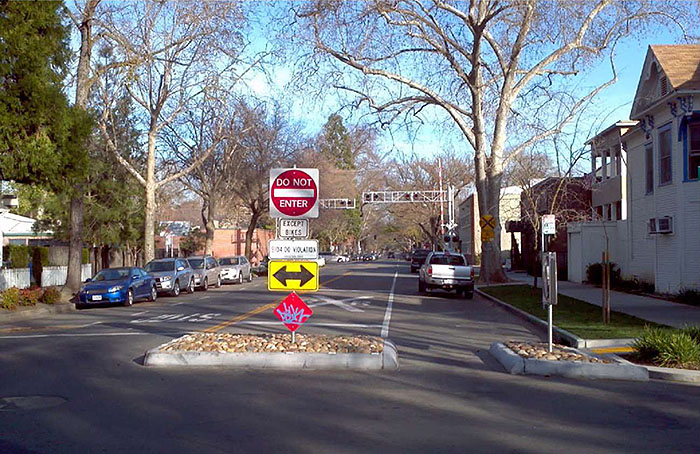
(0, 268), (30, 290)
(0, 264), (92, 290)
(41, 265), (93, 287)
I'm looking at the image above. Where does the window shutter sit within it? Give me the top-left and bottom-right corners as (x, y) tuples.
(660, 76), (668, 97)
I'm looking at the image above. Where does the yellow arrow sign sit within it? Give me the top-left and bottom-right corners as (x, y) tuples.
(268, 260), (319, 292)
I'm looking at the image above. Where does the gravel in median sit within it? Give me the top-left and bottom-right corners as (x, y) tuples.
(505, 341), (611, 363)
(159, 332), (384, 354)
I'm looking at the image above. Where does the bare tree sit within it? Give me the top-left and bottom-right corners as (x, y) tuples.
(167, 95), (249, 255)
(233, 100), (298, 260)
(97, 1), (246, 263)
(293, 0), (694, 282)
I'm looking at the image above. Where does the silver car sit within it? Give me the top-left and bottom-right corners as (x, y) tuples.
(218, 256), (252, 284)
(144, 258), (195, 296)
(186, 255), (221, 290)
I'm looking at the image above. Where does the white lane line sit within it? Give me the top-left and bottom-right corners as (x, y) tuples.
(173, 302), (186, 306)
(0, 332), (156, 339)
(130, 311), (149, 316)
(381, 271), (398, 338)
(200, 296), (211, 300)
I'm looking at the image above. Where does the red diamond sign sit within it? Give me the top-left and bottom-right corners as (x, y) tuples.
(274, 292), (313, 332)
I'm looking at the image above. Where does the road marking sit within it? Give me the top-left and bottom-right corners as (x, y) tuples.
(203, 302), (278, 333)
(131, 313), (221, 324)
(0, 321), (102, 334)
(307, 295), (371, 312)
(200, 296), (211, 300)
(381, 271), (399, 338)
(173, 302), (186, 306)
(0, 331), (169, 339)
(131, 311), (149, 316)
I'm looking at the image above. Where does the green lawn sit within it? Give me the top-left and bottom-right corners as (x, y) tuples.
(481, 284), (668, 339)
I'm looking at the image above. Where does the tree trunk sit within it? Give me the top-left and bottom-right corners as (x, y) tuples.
(477, 173), (508, 284)
(64, 1), (99, 295)
(101, 244), (110, 270)
(204, 194), (216, 255)
(245, 210), (262, 260)
(143, 130), (157, 264)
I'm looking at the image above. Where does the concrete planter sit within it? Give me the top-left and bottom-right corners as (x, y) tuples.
(144, 338), (399, 370)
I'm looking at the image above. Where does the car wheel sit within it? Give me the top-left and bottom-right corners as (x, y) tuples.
(171, 280), (180, 297)
(418, 279), (426, 293)
(202, 277), (208, 291)
(187, 278), (195, 294)
(247, 271), (253, 282)
(125, 289), (134, 307)
(216, 276), (222, 288)
(149, 285), (157, 302)
(237, 273), (243, 285)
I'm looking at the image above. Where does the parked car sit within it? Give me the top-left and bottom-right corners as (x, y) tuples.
(186, 255), (221, 290)
(418, 251), (474, 298)
(410, 249), (432, 273)
(78, 267), (156, 308)
(320, 252), (350, 263)
(144, 258), (195, 296)
(219, 255), (253, 284)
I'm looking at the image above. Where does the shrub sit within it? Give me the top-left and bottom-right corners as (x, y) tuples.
(633, 326), (700, 369)
(40, 287), (61, 305)
(676, 288), (700, 306)
(585, 262), (620, 286)
(8, 245), (30, 269)
(1, 287), (20, 310)
(19, 288), (41, 306)
(681, 326), (700, 344)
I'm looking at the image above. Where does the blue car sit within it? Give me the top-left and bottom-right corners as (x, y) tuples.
(78, 267), (157, 308)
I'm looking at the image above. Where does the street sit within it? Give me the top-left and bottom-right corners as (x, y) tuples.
(0, 260), (698, 453)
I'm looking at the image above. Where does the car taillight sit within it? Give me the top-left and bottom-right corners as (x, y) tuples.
(470, 267), (475, 278)
(428, 266), (433, 275)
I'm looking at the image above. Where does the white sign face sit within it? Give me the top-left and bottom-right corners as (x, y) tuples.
(269, 239), (319, 260)
(542, 214), (556, 235)
(269, 168), (319, 219)
(279, 219), (309, 238)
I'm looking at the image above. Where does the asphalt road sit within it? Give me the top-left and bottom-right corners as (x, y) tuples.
(0, 260), (698, 453)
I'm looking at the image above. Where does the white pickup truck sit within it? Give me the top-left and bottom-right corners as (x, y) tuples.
(418, 251), (474, 299)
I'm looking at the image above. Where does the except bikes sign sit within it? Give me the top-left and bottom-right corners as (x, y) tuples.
(269, 168), (319, 218)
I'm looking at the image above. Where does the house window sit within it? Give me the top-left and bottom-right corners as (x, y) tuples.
(689, 123), (700, 180)
(645, 143), (654, 194)
(616, 201), (622, 220)
(659, 125), (672, 185)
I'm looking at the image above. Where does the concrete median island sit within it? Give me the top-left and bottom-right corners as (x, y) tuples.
(144, 332), (399, 369)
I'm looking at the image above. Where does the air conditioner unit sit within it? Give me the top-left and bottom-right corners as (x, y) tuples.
(648, 217), (673, 234)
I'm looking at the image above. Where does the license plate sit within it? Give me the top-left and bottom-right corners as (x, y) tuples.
(443, 280), (455, 285)
(92, 295), (103, 301)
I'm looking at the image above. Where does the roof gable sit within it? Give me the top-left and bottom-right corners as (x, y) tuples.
(631, 45), (700, 119)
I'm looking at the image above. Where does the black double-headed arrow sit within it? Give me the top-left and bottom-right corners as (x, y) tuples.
(273, 264), (314, 287)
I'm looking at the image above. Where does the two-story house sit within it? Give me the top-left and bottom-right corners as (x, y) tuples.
(568, 44), (700, 293)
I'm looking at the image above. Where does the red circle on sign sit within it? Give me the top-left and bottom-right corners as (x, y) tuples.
(271, 169), (318, 217)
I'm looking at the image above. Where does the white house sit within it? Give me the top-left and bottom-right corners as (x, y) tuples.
(568, 44), (700, 293)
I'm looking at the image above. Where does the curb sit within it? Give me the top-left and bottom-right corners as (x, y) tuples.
(476, 288), (635, 349)
(144, 338), (399, 370)
(489, 343), (649, 382)
(610, 354), (700, 384)
(0, 302), (75, 322)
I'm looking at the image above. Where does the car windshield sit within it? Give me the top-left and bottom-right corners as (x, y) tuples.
(188, 259), (204, 269)
(219, 257), (240, 266)
(429, 255), (466, 266)
(144, 261), (175, 272)
(94, 269), (130, 281)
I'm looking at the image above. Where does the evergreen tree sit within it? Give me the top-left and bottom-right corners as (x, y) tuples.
(319, 114), (355, 170)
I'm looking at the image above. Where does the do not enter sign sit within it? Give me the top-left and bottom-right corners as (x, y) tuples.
(269, 168), (319, 218)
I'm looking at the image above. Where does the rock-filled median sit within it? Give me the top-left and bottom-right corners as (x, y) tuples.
(144, 332), (398, 370)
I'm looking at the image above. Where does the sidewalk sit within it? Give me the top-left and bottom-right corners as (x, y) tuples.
(506, 271), (700, 329)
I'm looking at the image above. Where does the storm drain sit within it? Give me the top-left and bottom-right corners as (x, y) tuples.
(0, 396), (66, 411)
